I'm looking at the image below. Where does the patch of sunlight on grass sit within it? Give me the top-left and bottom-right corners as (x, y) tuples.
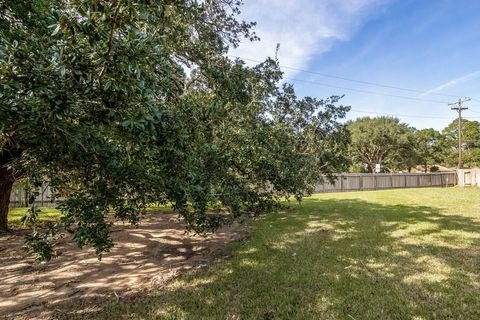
(365, 260), (396, 278)
(146, 203), (174, 213)
(238, 247), (258, 254)
(153, 305), (187, 319)
(393, 250), (412, 257)
(311, 296), (334, 312)
(389, 221), (440, 239)
(168, 274), (219, 291)
(294, 221), (335, 236)
(465, 272), (480, 289)
(239, 258), (260, 267)
(8, 206), (61, 228)
(390, 221), (480, 249)
(403, 256), (452, 284)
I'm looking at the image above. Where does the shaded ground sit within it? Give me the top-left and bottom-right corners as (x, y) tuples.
(68, 188), (480, 320)
(0, 212), (249, 320)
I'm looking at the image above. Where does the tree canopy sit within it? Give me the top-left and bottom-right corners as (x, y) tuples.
(442, 119), (480, 168)
(0, 0), (350, 260)
(412, 128), (445, 172)
(347, 117), (414, 173)
(348, 116), (480, 172)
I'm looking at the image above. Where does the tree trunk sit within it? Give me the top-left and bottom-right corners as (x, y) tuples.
(0, 168), (14, 232)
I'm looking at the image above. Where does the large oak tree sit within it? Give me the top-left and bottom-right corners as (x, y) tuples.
(347, 116), (414, 172)
(0, 0), (349, 260)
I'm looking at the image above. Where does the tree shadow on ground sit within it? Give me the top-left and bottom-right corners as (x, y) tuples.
(0, 213), (249, 320)
(69, 197), (480, 320)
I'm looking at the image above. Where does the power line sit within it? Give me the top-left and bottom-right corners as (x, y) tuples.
(466, 108), (480, 114)
(349, 109), (452, 119)
(284, 77), (480, 119)
(349, 109), (480, 121)
(228, 54), (470, 99)
(289, 78), (449, 104)
(227, 54), (480, 122)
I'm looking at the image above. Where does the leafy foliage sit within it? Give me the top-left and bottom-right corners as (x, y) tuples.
(412, 128), (445, 172)
(347, 117), (414, 172)
(442, 119), (480, 167)
(0, 1), (349, 260)
(348, 116), (480, 171)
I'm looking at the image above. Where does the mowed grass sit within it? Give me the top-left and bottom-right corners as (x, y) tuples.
(70, 188), (480, 319)
(7, 204), (172, 229)
(8, 207), (61, 229)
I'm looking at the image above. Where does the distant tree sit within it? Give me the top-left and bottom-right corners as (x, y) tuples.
(0, 1), (350, 260)
(412, 128), (444, 172)
(392, 128), (419, 172)
(442, 119), (480, 167)
(347, 117), (414, 173)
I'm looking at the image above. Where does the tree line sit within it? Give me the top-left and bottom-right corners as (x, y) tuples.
(347, 116), (480, 173)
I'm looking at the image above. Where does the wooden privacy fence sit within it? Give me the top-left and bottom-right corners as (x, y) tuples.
(8, 172), (458, 207)
(314, 172), (457, 193)
(9, 184), (55, 208)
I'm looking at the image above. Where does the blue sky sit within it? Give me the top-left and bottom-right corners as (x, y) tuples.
(233, 0), (480, 129)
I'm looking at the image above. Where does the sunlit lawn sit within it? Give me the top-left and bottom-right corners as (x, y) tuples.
(7, 204), (172, 229)
(71, 187), (480, 320)
(7, 207), (61, 229)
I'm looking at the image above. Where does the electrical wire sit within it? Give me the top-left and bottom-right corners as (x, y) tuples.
(228, 54), (471, 99)
(466, 109), (480, 114)
(349, 109), (452, 119)
(290, 78), (449, 104)
(227, 54), (480, 120)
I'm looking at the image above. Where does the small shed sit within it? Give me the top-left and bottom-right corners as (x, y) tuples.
(457, 168), (480, 187)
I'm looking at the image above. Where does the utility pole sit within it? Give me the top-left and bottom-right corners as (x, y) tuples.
(448, 98), (470, 169)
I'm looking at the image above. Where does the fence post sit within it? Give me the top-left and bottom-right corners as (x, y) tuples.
(417, 174), (420, 188)
(359, 175), (363, 191)
(389, 174), (393, 188)
(374, 174), (377, 190)
(404, 175), (407, 188)
(340, 175), (344, 192)
(41, 183), (44, 207)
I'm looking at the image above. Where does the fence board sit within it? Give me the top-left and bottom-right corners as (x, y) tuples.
(9, 172), (458, 207)
(9, 183), (56, 208)
(314, 172), (457, 193)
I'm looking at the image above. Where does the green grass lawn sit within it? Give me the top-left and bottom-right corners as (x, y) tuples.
(71, 187), (480, 320)
(7, 204), (172, 229)
(8, 207), (61, 228)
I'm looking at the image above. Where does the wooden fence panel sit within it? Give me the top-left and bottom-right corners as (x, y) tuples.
(362, 176), (375, 190)
(391, 175), (405, 188)
(344, 176), (360, 191)
(9, 173), (458, 207)
(9, 183), (56, 208)
(315, 172), (456, 193)
(376, 176), (391, 189)
(405, 175), (419, 188)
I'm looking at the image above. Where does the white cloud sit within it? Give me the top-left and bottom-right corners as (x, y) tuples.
(420, 69), (480, 96)
(231, 0), (392, 79)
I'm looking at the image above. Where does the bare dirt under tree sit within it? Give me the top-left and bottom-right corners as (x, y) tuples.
(0, 212), (249, 320)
